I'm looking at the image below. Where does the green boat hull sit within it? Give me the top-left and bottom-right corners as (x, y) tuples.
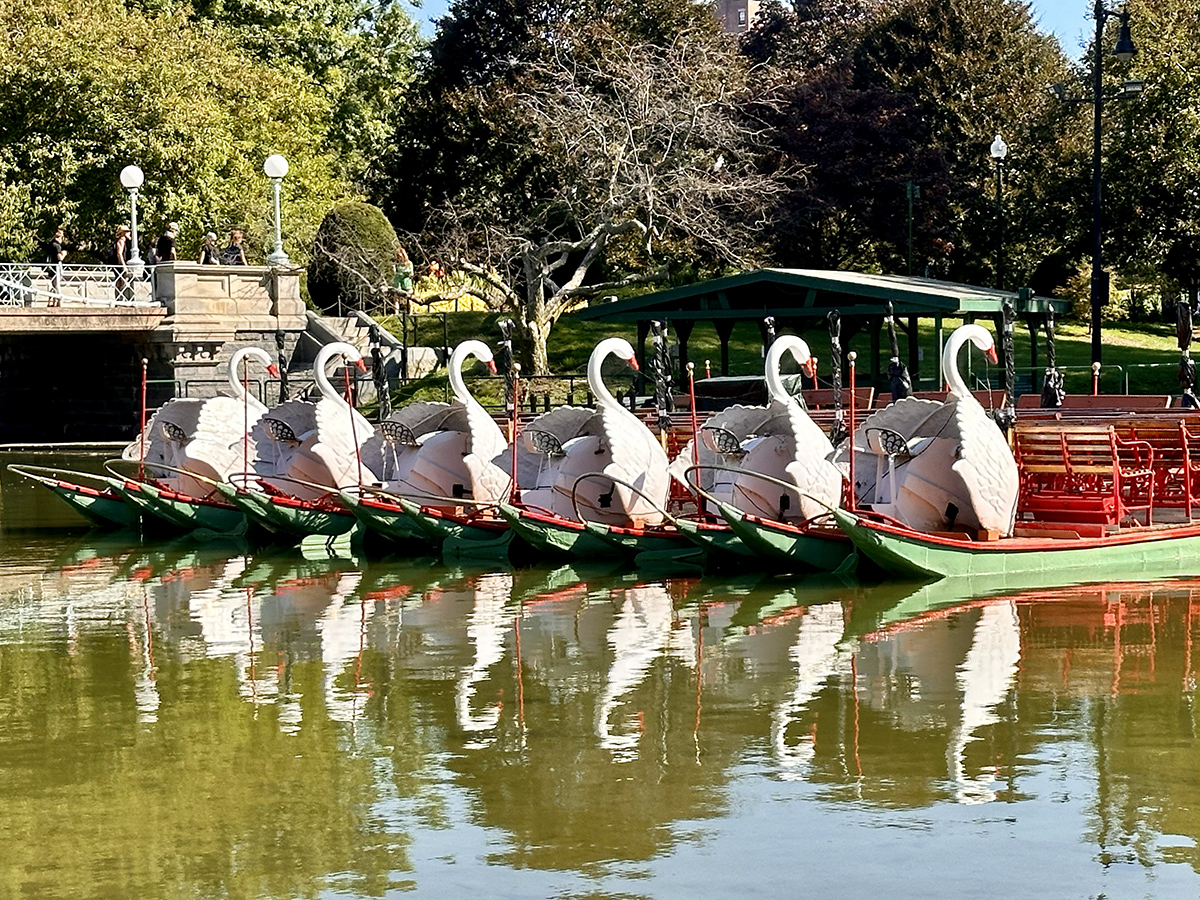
(338, 492), (432, 548)
(673, 517), (754, 559)
(718, 502), (853, 572)
(113, 480), (193, 531)
(583, 521), (691, 556)
(45, 480), (139, 529)
(394, 499), (516, 561)
(833, 508), (1200, 582)
(498, 503), (622, 559)
(134, 482), (245, 534)
(220, 485), (355, 539)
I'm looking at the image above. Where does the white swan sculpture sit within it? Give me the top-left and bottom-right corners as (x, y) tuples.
(361, 340), (510, 510)
(669, 335), (842, 522)
(247, 341), (377, 501)
(839, 323), (1018, 535)
(123, 346), (279, 497)
(519, 337), (670, 527)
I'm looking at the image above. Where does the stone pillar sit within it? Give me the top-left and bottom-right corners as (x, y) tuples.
(152, 263), (307, 402)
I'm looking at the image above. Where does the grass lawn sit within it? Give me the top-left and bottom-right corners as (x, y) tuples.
(376, 310), (1188, 409)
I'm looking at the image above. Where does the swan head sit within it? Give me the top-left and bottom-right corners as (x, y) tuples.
(318, 341), (368, 372)
(592, 337), (638, 371)
(450, 340), (498, 375)
(230, 346), (281, 379)
(768, 335), (817, 379)
(951, 324), (999, 365)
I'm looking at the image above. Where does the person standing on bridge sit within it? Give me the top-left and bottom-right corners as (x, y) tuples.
(155, 222), (179, 263)
(221, 228), (247, 266)
(107, 224), (131, 302)
(43, 226), (67, 305)
(199, 232), (220, 264)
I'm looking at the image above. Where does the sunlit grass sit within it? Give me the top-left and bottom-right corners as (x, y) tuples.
(378, 311), (1187, 404)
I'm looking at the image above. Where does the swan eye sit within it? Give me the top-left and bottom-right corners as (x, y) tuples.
(160, 421), (188, 443)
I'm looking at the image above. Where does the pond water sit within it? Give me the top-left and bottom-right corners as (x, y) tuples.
(0, 465), (1197, 900)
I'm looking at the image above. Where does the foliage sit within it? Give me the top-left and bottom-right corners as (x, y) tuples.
(0, 0), (352, 262)
(378, 2), (780, 373)
(307, 201), (400, 314)
(1102, 0), (1200, 305)
(849, 0), (1073, 287)
(742, 0), (1075, 290)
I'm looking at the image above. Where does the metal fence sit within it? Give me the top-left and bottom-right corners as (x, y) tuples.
(0, 262), (160, 307)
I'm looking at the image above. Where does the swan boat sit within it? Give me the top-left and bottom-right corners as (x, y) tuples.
(828, 324), (1199, 581)
(499, 337), (677, 560)
(216, 342), (372, 541)
(670, 335), (852, 572)
(105, 347), (282, 535)
(341, 341), (515, 556)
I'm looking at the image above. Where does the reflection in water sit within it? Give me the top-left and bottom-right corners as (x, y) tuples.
(0, 532), (1195, 899)
(948, 601), (1021, 804)
(771, 602), (847, 778)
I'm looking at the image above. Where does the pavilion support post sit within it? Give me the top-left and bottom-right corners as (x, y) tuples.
(673, 319), (695, 377)
(636, 319), (650, 395)
(870, 317), (882, 385)
(906, 316), (920, 386)
(1025, 315), (1040, 393)
(715, 319), (736, 376)
(935, 314), (945, 388)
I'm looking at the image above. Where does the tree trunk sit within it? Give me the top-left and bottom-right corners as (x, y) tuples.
(524, 315), (552, 376)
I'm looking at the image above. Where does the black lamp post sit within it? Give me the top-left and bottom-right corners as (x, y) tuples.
(990, 133), (1008, 289)
(1088, 2), (1137, 365)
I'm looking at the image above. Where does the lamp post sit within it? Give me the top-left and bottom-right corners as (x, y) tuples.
(990, 133), (1008, 289)
(119, 164), (145, 277)
(264, 153), (290, 266)
(1088, 2), (1136, 365)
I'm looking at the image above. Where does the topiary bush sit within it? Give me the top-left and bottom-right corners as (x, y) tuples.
(307, 201), (399, 315)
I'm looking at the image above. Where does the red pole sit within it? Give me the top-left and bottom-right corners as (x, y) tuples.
(1092, 362), (1101, 396)
(847, 351), (857, 512)
(344, 365), (363, 486)
(687, 362), (700, 472)
(510, 362), (521, 502)
(139, 357), (148, 480)
(243, 357), (250, 484)
(704, 359), (711, 379)
(810, 356), (820, 391)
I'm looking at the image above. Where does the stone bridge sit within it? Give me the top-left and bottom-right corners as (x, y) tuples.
(0, 264), (306, 443)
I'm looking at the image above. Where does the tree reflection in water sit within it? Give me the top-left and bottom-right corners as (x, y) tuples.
(0, 533), (1194, 898)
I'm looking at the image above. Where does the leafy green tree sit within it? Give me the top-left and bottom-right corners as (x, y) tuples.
(1102, 0), (1200, 311)
(0, 0), (350, 262)
(849, 0), (1073, 288)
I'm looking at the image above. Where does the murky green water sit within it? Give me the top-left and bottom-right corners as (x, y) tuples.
(0, 465), (1197, 899)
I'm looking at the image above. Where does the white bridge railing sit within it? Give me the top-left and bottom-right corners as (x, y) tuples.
(0, 263), (162, 308)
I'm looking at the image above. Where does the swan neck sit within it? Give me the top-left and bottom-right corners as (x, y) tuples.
(449, 346), (470, 405)
(588, 340), (624, 410)
(942, 330), (970, 399)
(765, 342), (789, 404)
(315, 345), (349, 408)
(228, 348), (248, 400)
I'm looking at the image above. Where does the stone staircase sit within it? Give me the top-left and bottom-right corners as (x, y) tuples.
(285, 311), (440, 403)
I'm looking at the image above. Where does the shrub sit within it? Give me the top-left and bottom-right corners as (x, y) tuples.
(307, 202), (399, 314)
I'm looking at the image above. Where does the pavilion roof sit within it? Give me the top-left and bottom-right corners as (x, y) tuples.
(575, 268), (1066, 323)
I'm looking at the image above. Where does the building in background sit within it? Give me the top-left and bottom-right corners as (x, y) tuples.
(714, 0), (759, 33)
